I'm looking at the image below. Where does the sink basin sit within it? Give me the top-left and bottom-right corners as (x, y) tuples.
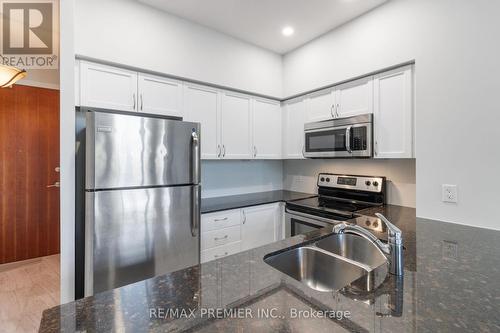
(264, 234), (389, 293)
(264, 247), (367, 292)
(316, 233), (387, 269)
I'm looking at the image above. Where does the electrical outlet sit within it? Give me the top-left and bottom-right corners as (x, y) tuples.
(442, 184), (458, 203)
(442, 240), (458, 260)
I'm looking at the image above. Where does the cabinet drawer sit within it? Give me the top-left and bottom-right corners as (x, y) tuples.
(201, 242), (241, 263)
(201, 209), (241, 232)
(202, 225), (241, 250)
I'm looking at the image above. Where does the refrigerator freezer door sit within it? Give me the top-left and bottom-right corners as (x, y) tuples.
(86, 111), (200, 190)
(85, 185), (201, 296)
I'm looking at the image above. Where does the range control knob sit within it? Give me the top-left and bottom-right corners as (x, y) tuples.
(320, 177), (325, 182)
(365, 181), (371, 186)
(373, 181), (379, 187)
(326, 178), (331, 182)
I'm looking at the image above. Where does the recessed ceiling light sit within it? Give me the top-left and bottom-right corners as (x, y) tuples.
(282, 26), (294, 37)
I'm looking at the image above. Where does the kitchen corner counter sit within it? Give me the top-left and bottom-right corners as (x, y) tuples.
(40, 205), (500, 332)
(201, 190), (316, 213)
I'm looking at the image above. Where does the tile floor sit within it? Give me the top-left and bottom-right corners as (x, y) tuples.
(0, 255), (60, 332)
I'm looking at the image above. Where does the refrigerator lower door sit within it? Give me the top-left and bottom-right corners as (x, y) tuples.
(85, 185), (200, 296)
(86, 110), (201, 190)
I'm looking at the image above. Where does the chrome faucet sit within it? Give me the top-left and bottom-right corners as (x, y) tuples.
(333, 213), (404, 276)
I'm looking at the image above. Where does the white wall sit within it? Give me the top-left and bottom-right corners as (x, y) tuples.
(201, 161), (283, 198)
(283, 159), (416, 208)
(75, 0), (283, 98)
(60, 0), (76, 303)
(283, 0), (500, 230)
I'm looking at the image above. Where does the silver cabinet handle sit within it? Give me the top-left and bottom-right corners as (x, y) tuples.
(330, 104), (335, 118)
(47, 181), (60, 188)
(217, 145), (221, 158)
(214, 252), (228, 258)
(253, 146), (257, 158)
(191, 185), (200, 237)
(55, 166), (60, 173)
(140, 93), (143, 111)
(214, 235), (228, 241)
(345, 126), (352, 153)
(133, 93), (136, 110)
(213, 217), (228, 222)
(191, 131), (200, 183)
(375, 140), (378, 156)
(242, 210), (246, 224)
(336, 103), (340, 118)
(222, 145), (226, 157)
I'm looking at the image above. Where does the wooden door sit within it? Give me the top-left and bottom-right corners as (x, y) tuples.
(0, 85), (60, 264)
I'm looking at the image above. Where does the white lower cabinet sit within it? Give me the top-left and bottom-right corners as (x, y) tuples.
(241, 203), (280, 251)
(201, 203), (282, 263)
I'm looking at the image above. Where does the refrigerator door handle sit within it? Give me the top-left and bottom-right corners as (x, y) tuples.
(191, 131), (200, 183)
(191, 185), (201, 237)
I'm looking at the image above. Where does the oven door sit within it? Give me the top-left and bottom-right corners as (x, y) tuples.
(285, 209), (337, 237)
(303, 123), (372, 158)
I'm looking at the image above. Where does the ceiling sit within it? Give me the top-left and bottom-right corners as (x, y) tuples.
(138, 0), (388, 54)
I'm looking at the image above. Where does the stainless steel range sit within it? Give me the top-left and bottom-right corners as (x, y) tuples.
(285, 173), (386, 237)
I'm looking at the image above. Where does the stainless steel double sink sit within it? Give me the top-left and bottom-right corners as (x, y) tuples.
(264, 233), (389, 293)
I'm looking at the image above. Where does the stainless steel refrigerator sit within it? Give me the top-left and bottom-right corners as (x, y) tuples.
(76, 108), (200, 297)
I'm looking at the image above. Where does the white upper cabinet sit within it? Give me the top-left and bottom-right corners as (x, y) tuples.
(241, 203), (279, 251)
(283, 98), (306, 159)
(138, 74), (183, 117)
(220, 93), (252, 159)
(183, 84), (220, 159)
(335, 77), (373, 118)
(373, 66), (414, 158)
(305, 88), (335, 122)
(80, 61), (138, 112)
(252, 99), (282, 159)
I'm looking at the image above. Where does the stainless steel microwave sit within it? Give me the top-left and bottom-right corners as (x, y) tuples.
(303, 114), (373, 158)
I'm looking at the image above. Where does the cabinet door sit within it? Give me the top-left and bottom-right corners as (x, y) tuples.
(283, 99), (306, 159)
(335, 77), (373, 118)
(220, 93), (252, 159)
(184, 84), (220, 159)
(306, 88), (334, 122)
(253, 99), (281, 159)
(373, 66), (414, 158)
(80, 61), (138, 111)
(138, 74), (183, 117)
(241, 204), (278, 251)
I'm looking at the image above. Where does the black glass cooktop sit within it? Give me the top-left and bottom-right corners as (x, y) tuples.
(286, 196), (375, 219)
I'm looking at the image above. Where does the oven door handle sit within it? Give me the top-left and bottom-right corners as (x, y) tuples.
(285, 208), (344, 225)
(345, 125), (352, 153)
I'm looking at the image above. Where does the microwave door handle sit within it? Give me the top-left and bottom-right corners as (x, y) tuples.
(346, 126), (352, 153)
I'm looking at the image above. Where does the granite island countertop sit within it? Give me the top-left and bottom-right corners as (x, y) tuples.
(201, 190), (316, 213)
(40, 205), (500, 332)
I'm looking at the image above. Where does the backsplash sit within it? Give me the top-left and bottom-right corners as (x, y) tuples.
(283, 159), (416, 208)
(201, 160), (284, 198)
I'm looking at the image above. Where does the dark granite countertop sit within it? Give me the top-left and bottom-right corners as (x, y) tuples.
(201, 190), (316, 213)
(40, 205), (500, 332)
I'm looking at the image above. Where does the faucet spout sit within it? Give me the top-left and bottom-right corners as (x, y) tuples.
(333, 213), (404, 276)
